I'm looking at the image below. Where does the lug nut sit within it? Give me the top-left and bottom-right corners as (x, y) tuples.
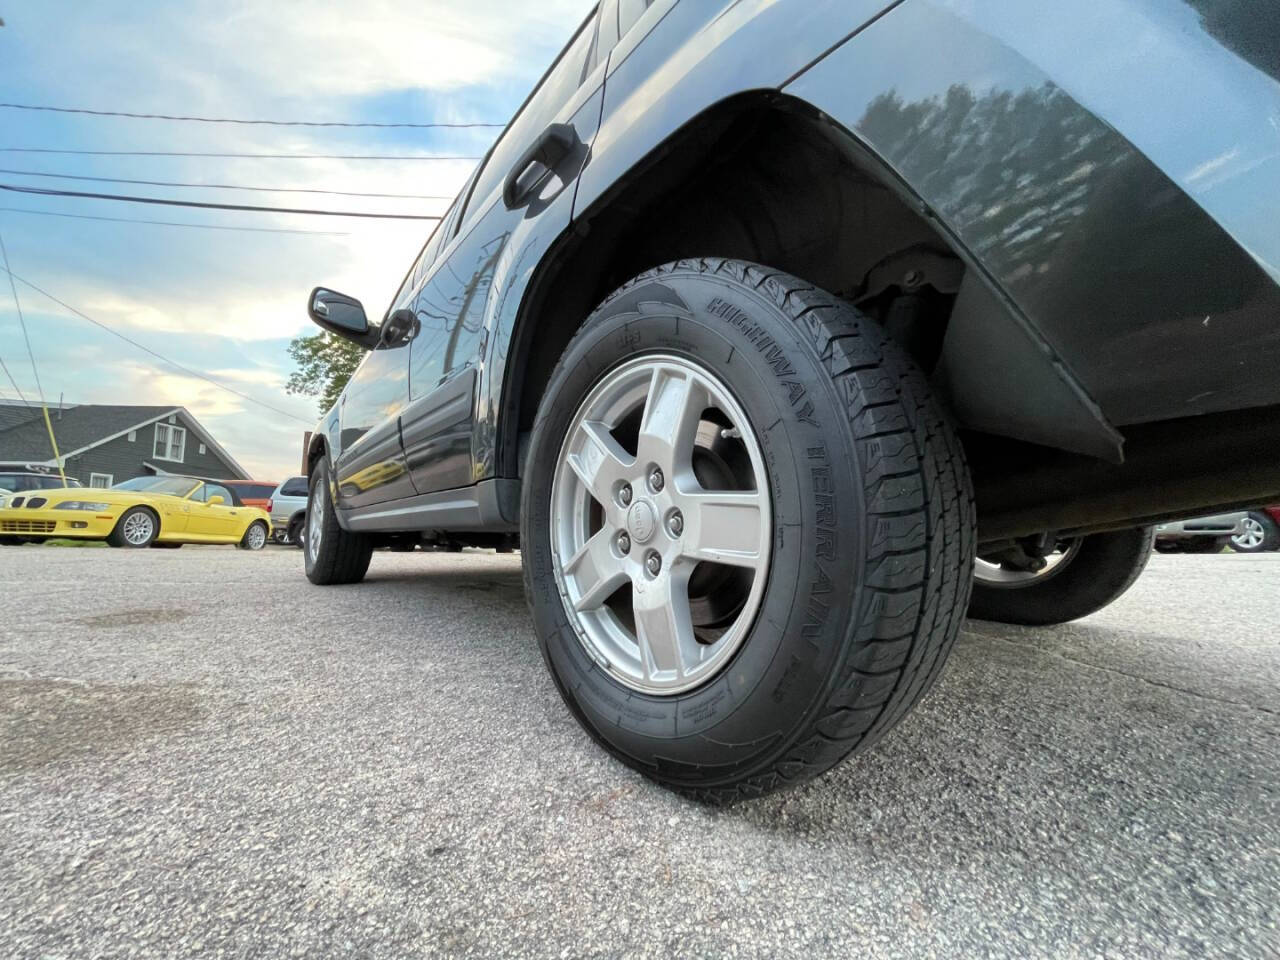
(667, 511), (683, 537)
(619, 484), (633, 506)
(645, 552), (662, 576)
(617, 532), (631, 554)
(649, 468), (664, 492)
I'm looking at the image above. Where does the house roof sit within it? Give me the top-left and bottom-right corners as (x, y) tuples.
(0, 403), (250, 479)
(0, 403), (39, 433)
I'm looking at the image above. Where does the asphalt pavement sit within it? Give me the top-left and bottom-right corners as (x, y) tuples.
(1, 546), (1277, 959)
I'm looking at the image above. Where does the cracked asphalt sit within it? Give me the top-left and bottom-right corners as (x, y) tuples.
(1, 546), (1277, 959)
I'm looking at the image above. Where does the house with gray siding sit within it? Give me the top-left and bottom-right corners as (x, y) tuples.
(0, 401), (249, 488)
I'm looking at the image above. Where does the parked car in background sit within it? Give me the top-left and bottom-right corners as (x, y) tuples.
(295, 1), (1280, 799)
(0, 466), (82, 506)
(222, 479), (277, 512)
(0, 468), (85, 541)
(1154, 512), (1249, 554)
(0, 475), (270, 549)
(268, 476), (309, 546)
(1230, 506), (1280, 553)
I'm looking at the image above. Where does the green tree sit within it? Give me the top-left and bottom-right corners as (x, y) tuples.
(285, 332), (364, 414)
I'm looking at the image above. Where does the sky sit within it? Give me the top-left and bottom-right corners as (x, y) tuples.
(0, 0), (591, 478)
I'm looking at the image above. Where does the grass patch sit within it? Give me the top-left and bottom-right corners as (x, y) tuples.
(43, 539), (108, 548)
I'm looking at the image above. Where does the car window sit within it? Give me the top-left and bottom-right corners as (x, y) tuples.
(279, 477), (309, 497)
(113, 476), (201, 497)
(241, 483), (275, 499)
(618, 0), (655, 38)
(202, 483), (233, 505)
(0, 475), (27, 492)
(589, 0), (620, 73)
(461, 9), (597, 226)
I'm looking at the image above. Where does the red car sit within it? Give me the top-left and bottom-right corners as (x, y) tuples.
(221, 480), (278, 513)
(1232, 506), (1280, 553)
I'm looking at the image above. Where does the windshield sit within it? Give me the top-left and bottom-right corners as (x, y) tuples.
(112, 476), (201, 497)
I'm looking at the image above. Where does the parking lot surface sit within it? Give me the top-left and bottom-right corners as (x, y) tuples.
(1, 546), (1277, 959)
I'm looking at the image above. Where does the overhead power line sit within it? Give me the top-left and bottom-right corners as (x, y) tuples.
(0, 267), (314, 426)
(0, 183), (443, 220)
(0, 167), (457, 200)
(1, 147), (482, 161)
(0, 206), (351, 236)
(0, 101), (504, 129)
(0, 225), (66, 477)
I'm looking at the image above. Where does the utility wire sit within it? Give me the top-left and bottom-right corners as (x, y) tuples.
(1, 267), (314, 426)
(1, 147), (482, 161)
(0, 229), (45, 403)
(0, 224), (66, 479)
(0, 102), (504, 129)
(0, 206), (351, 236)
(0, 183), (443, 220)
(0, 350), (31, 407)
(0, 167), (457, 200)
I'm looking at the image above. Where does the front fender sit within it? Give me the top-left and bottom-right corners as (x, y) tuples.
(785, 0), (1280, 427)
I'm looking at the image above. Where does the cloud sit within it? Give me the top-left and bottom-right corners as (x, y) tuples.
(0, 0), (590, 479)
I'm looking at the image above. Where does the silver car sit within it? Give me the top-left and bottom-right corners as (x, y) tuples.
(268, 476), (309, 546)
(1154, 512), (1248, 554)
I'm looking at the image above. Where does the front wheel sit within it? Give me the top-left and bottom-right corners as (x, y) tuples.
(522, 259), (974, 801)
(304, 461), (372, 585)
(969, 527), (1154, 626)
(107, 506), (158, 548)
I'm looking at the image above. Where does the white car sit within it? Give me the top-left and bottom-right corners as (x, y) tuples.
(267, 476), (309, 546)
(1154, 512), (1248, 553)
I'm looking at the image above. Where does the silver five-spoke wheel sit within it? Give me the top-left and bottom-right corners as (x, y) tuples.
(974, 539), (1082, 588)
(1233, 516), (1266, 551)
(549, 354), (771, 696)
(308, 484), (324, 563)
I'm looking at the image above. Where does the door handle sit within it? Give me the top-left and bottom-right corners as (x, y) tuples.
(503, 123), (578, 210)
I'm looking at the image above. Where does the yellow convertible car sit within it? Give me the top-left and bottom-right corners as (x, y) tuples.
(0, 475), (271, 549)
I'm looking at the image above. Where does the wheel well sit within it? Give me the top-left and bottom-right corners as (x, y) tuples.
(306, 437), (327, 479)
(501, 93), (964, 478)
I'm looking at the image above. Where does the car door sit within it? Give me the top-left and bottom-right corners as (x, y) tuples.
(399, 6), (609, 495)
(185, 482), (242, 540)
(333, 324), (416, 510)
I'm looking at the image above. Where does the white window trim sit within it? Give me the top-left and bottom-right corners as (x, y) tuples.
(89, 472), (113, 488)
(153, 422), (187, 463)
(198, 443), (207, 455)
(127, 430), (137, 442)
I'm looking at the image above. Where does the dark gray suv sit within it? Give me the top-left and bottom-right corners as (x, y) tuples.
(300, 0), (1280, 799)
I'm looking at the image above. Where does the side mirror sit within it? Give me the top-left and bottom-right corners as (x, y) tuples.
(308, 287), (380, 349)
(207, 495), (225, 506)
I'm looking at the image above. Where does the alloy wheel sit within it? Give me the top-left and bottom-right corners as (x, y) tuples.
(1233, 517), (1265, 551)
(308, 485), (324, 563)
(974, 539), (1083, 588)
(549, 354), (771, 696)
(122, 511), (154, 545)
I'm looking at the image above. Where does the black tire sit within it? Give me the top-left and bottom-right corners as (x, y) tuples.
(151, 542), (183, 549)
(0, 536), (19, 546)
(238, 520), (269, 551)
(1231, 512), (1280, 553)
(969, 527), (1154, 626)
(522, 259), (975, 801)
(1178, 535), (1230, 554)
(287, 514), (305, 549)
(107, 506), (158, 548)
(304, 461), (372, 585)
